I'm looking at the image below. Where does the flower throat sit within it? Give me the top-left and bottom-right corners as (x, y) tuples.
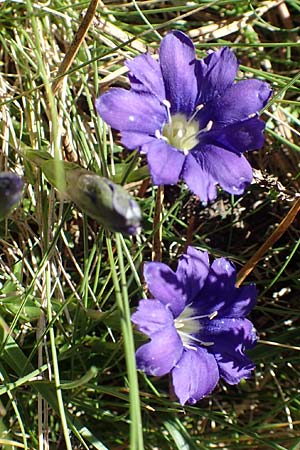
(162, 113), (200, 154)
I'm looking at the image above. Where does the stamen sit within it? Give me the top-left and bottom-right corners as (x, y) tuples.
(188, 103), (204, 124)
(178, 331), (214, 347)
(206, 120), (213, 132)
(162, 99), (172, 124)
(179, 313), (215, 322)
(155, 129), (170, 143)
(198, 119), (214, 135)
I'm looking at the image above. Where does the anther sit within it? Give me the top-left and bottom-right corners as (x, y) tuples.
(155, 129), (162, 139)
(206, 120), (213, 132)
(209, 311), (218, 320)
(199, 120), (214, 135)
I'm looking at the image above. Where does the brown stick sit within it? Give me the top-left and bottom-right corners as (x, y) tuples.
(152, 186), (164, 262)
(52, 0), (99, 95)
(236, 197), (300, 286)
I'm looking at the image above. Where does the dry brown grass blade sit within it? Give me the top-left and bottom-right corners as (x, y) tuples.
(52, 0), (99, 95)
(189, 0), (283, 41)
(152, 185), (164, 262)
(236, 197), (300, 286)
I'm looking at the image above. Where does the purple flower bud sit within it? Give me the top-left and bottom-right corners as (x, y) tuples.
(0, 172), (23, 220)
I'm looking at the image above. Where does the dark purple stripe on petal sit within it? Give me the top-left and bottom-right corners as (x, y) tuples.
(159, 31), (198, 116)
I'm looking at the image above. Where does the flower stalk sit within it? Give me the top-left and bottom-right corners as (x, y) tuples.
(106, 235), (144, 450)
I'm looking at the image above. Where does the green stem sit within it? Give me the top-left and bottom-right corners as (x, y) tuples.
(106, 235), (144, 450)
(46, 265), (72, 450)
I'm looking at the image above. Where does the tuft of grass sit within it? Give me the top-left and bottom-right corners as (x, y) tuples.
(0, 0), (300, 449)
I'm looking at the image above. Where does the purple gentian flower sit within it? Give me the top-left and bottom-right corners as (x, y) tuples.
(131, 247), (257, 405)
(96, 31), (271, 202)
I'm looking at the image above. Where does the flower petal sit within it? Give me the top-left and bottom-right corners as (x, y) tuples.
(145, 140), (185, 185)
(206, 79), (272, 124)
(219, 284), (257, 318)
(197, 47), (238, 104)
(200, 318), (257, 348)
(176, 247), (210, 303)
(216, 351), (255, 384)
(144, 262), (185, 317)
(193, 145), (253, 196)
(172, 347), (219, 405)
(131, 299), (174, 337)
(121, 132), (156, 150)
(159, 31), (197, 115)
(203, 116), (266, 154)
(126, 53), (165, 102)
(199, 318), (257, 384)
(193, 257), (237, 314)
(95, 88), (166, 134)
(135, 327), (183, 376)
(182, 153), (217, 202)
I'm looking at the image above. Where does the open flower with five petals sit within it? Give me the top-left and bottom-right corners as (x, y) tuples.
(96, 31), (271, 202)
(131, 247), (257, 405)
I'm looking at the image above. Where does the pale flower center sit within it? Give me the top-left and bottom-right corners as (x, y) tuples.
(174, 306), (216, 350)
(162, 113), (200, 154)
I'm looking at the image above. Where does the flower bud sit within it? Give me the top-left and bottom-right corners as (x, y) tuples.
(65, 170), (141, 235)
(0, 172), (23, 220)
(25, 151), (142, 235)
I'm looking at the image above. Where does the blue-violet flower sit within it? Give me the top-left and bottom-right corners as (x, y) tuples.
(96, 31), (272, 202)
(131, 247), (257, 405)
